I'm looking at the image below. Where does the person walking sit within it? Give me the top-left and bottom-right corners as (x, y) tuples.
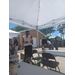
(22, 31), (33, 62)
(12, 37), (18, 55)
(54, 37), (59, 50)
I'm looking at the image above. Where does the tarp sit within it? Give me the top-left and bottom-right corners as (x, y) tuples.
(9, 29), (21, 38)
(9, 0), (65, 29)
(9, 35), (13, 39)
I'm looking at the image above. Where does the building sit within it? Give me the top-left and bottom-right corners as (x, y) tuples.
(18, 29), (45, 48)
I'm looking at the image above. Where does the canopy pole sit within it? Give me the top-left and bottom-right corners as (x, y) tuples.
(36, 26), (39, 52)
(12, 38), (13, 46)
(20, 34), (22, 50)
(36, 26), (40, 57)
(36, 0), (40, 52)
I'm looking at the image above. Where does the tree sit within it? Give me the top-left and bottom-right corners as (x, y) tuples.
(56, 36), (62, 41)
(9, 27), (14, 31)
(40, 27), (55, 37)
(50, 36), (62, 42)
(57, 24), (65, 40)
(45, 36), (50, 39)
(40, 29), (48, 35)
(50, 38), (55, 43)
(10, 26), (28, 31)
(47, 27), (55, 37)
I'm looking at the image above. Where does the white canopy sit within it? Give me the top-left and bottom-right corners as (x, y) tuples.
(9, 35), (13, 39)
(9, 29), (21, 38)
(9, 0), (65, 29)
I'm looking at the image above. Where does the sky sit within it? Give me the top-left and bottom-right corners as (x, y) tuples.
(9, 24), (17, 28)
(9, 24), (65, 39)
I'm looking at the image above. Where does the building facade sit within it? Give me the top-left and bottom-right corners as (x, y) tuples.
(18, 29), (45, 48)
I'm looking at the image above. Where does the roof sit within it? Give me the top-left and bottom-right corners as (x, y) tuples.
(19, 29), (45, 36)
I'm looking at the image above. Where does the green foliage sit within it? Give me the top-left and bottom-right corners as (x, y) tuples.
(56, 36), (62, 41)
(50, 36), (62, 43)
(9, 28), (15, 31)
(50, 36), (65, 47)
(50, 38), (55, 43)
(40, 27), (55, 36)
(45, 36), (50, 39)
(57, 24), (65, 39)
(40, 29), (48, 35)
(10, 26), (28, 31)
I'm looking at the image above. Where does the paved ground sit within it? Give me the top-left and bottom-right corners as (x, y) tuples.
(17, 47), (65, 74)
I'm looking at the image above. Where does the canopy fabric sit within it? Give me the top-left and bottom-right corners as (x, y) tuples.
(9, 35), (13, 39)
(9, 0), (65, 29)
(9, 29), (21, 38)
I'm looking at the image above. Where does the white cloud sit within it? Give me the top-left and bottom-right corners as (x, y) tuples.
(49, 36), (55, 39)
(49, 35), (65, 39)
(47, 33), (52, 36)
(54, 33), (65, 39)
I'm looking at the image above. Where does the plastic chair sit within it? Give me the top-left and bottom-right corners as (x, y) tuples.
(41, 53), (60, 72)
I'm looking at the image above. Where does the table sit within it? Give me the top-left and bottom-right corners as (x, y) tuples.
(37, 50), (65, 57)
(17, 62), (64, 75)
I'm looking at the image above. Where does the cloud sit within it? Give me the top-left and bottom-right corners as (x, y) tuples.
(57, 33), (65, 39)
(49, 34), (65, 39)
(49, 36), (55, 39)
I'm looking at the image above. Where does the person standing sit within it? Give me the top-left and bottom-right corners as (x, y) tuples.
(47, 40), (51, 50)
(54, 37), (59, 50)
(12, 37), (18, 55)
(22, 31), (33, 62)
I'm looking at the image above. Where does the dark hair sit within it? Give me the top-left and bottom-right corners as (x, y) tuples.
(25, 31), (29, 33)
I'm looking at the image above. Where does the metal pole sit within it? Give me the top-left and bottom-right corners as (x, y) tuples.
(12, 38), (13, 46)
(36, 26), (40, 57)
(36, 0), (40, 52)
(20, 34), (22, 50)
(36, 26), (39, 51)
